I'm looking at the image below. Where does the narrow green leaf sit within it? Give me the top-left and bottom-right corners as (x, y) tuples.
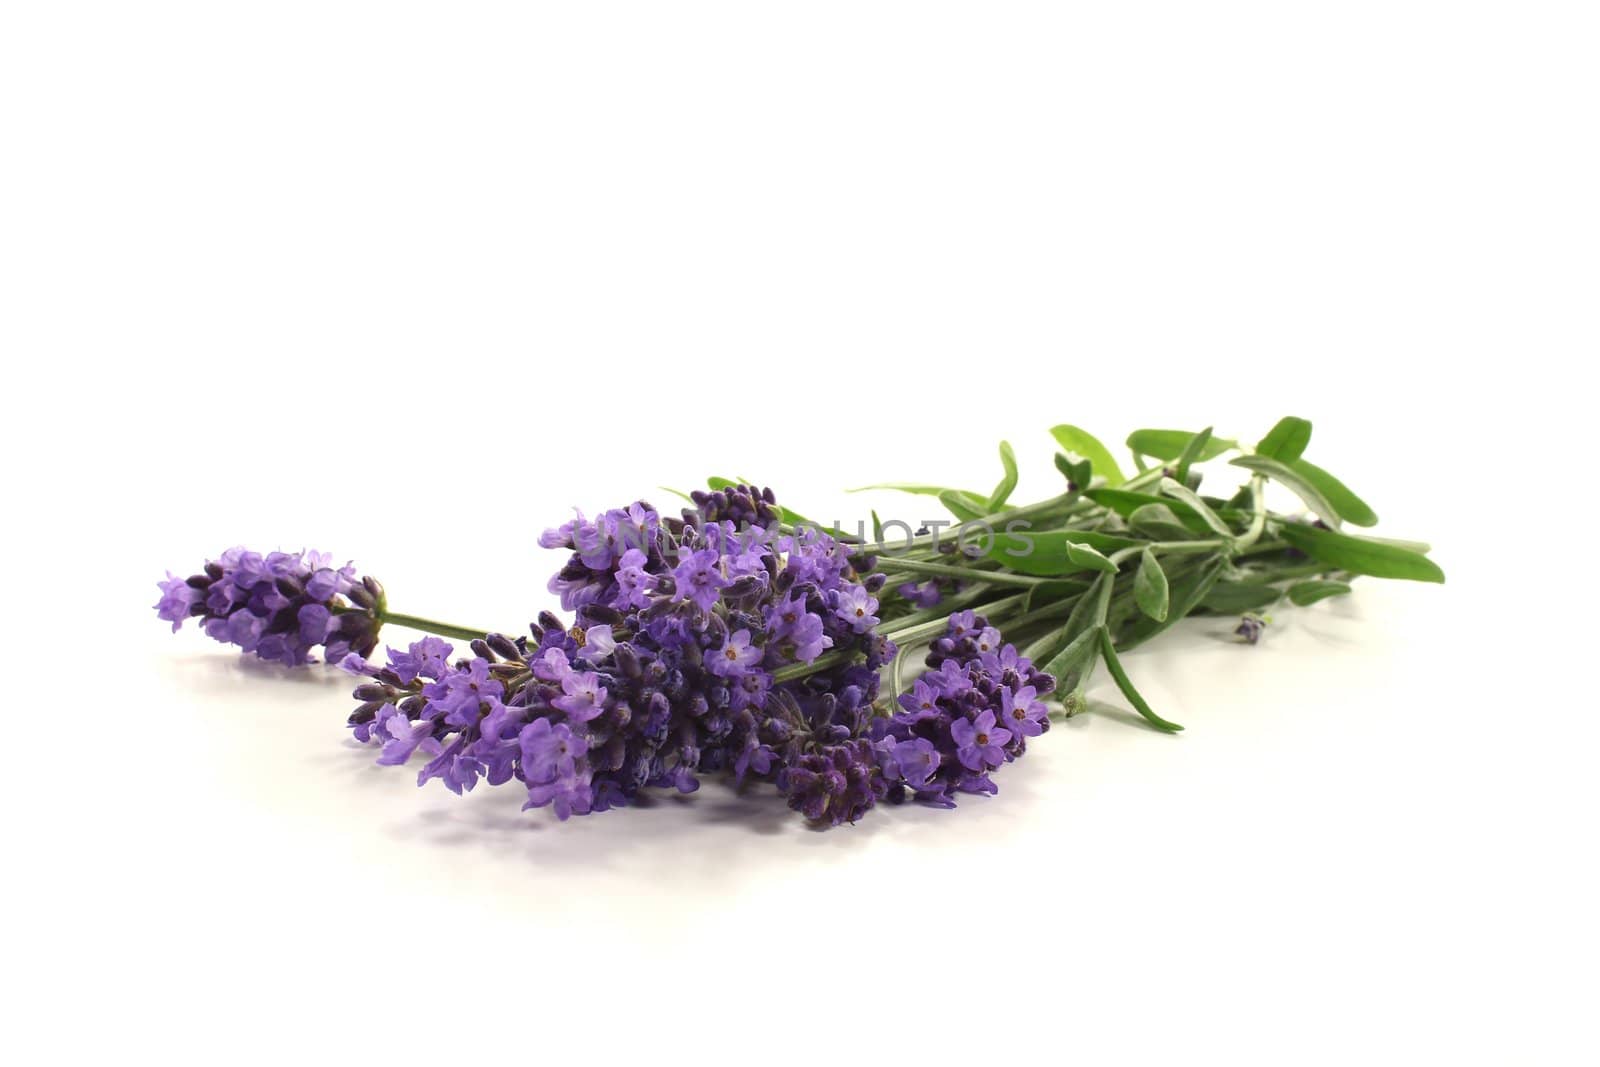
(939, 489), (988, 522)
(987, 441), (1019, 510)
(1064, 541), (1119, 574)
(1256, 416), (1313, 462)
(1279, 523), (1445, 583)
(1098, 631), (1184, 732)
(1128, 502), (1195, 541)
(1159, 478), (1236, 539)
(870, 510), (884, 543)
(1086, 487), (1170, 517)
(1134, 549), (1170, 622)
(1287, 458), (1378, 527)
(1360, 534), (1431, 553)
(1127, 428), (1237, 463)
(1049, 425), (1127, 487)
(658, 486), (695, 504)
(1043, 625), (1101, 691)
(1288, 579), (1353, 606)
(1200, 581), (1282, 613)
(989, 530), (1141, 576)
(1087, 487), (1240, 533)
(1230, 454), (1342, 528)
(1173, 426), (1214, 483)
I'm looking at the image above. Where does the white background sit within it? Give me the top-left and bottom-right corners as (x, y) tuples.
(3, 3), (1595, 1064)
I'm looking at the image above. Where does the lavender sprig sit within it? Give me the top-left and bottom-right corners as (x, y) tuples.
(155, 547), (485, 667)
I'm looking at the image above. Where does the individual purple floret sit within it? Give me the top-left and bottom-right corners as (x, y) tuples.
(156, 548), (383, 666)
(896, 580), (945, 610)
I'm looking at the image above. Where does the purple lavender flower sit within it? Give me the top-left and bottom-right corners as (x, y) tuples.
(422, 658), (503, 728)
(551, 671), (607, 722)
(708, 629), (762, 678)
(1001, 685), (1049, 739)
(375, 706), (439, 767)
(951, 710), (1012, 772)
(1235, 613), (1268, 644)
(387, 636), (454, 684)
(155, 574), (203, 632)
(897, 580), (944, 609)
(156, 547), (383, 666)
(347, 487), (913, 828)
(873, 610), (1053, 808)
(885, 737), (941, 789)
(778, 740), (886, 826)
(417, 740), (486, 795)
(673, 548), (729, 612)
(520, 718), (587, 782)
(833, 586), (880, 633)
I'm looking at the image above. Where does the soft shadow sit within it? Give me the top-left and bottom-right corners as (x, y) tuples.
(163, 650), (352, 692)
(356, 732), (1055, 877)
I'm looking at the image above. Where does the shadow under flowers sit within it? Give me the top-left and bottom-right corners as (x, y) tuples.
(341, 724), (1058, 880)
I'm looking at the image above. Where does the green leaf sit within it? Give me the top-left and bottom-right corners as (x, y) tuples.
(1279, 523), (1445, 583)
(1053, 452), (1092, 490)
(939, 489), (988, 522)
(1086, 487), (1237, 534)
(1256, 416), (1313, 463)
(1063, 541), (1118, 574)
(1134, 549), (1169, 622)
(1230, 454), (1342, 528)
(1288, 579), (1353, 606)
(987, 441), (1019, 510)
(1098, 630), (1184, 732)
(1085, 487), (1169, 518)
(1200, 581), (1282, 613)
(1049, 425), (1127, 487)
(989, 529), (1141, 576)
(870, 510), (884, 543)
(1159, 478), (1237, 539)
(1287, 458), (1378, 527)
(1043, 625), (1101, 691)
(1118, 554), (1228, 650)
(1173, 426), (1214, 483)
(1128, 503), (1195, 541)
(658, 485), (695, 504)
(1127, 428), (1236, 463)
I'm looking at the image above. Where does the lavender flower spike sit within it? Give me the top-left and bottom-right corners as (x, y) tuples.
(156, 547), (384, 667)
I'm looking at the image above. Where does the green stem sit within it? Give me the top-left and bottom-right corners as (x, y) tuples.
(380, 612), (492, 643)
(874, 557), (1054, 588)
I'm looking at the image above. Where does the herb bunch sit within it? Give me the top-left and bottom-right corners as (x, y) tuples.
(155, 418), (1442, 827)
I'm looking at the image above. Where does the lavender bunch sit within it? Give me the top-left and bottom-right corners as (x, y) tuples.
(156, 418), (1444, 830)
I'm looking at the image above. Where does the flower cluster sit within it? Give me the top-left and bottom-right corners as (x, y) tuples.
(345, 489), (904, 825)
(155, 548), (382, 667)
(870, 610), (1053, 807)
